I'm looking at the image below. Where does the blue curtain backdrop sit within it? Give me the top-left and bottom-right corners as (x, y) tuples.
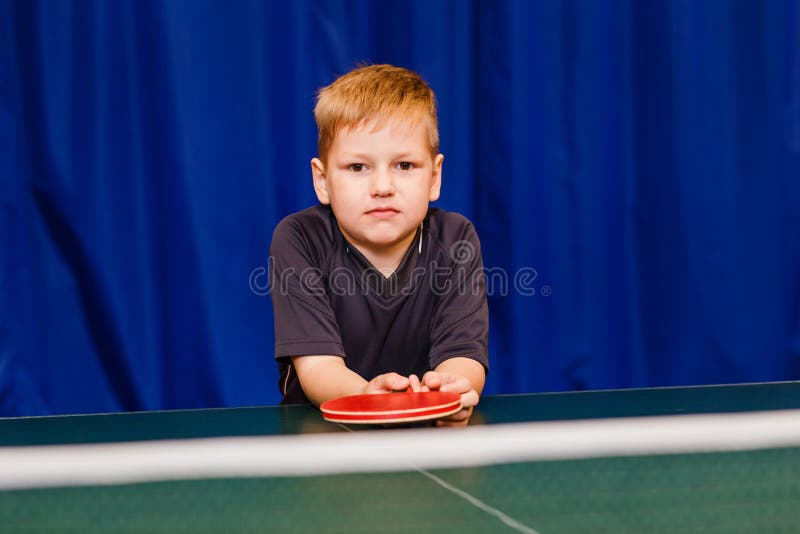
(1, 0), (798, 415)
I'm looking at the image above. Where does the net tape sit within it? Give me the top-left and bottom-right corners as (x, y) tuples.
(2, 409), (800, 490)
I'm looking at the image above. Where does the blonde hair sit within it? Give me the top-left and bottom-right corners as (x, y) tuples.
(314, 64), (439, 161)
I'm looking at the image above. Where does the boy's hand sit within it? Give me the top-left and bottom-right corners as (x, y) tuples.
(420, 371), (479, 427)
(361, 372), (414, 394)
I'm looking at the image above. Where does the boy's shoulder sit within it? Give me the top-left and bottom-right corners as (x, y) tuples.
(272, 204), (336, 242)
(270, 205), (339, 266)
(425, 208), (479, 247)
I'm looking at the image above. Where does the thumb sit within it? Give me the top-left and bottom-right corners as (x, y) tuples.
(366, 373), (408, 393)
(385, 373), (410, 391)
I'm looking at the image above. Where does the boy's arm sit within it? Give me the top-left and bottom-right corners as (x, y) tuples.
(424, 218), (489, 426)
(291, 355), (414, 406)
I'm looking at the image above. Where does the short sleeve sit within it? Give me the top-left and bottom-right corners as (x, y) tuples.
(428, 222), (489, 371)
(269, 217), (345, 360)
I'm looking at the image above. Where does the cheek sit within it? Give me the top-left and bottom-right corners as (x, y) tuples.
(411, 180), (435, 202)
(329, 183), (367, 219)
(328, 180), (357, 203)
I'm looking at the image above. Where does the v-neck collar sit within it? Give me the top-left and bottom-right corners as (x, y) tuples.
(337, 221), (424, 300)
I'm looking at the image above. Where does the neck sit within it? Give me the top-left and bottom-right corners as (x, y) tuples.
(341, 228), (419, 278)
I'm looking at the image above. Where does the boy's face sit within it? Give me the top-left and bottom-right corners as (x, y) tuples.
(311, 117), (443, 261)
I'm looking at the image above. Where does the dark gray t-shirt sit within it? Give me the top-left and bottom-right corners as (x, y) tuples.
(270, 204), (489, 404)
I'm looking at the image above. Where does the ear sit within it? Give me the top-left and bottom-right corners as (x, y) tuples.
(311, 158), (331, 205)
(428, 154), (443, 202)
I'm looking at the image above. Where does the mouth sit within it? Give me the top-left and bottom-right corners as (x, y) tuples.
(366, 207), (399, 219)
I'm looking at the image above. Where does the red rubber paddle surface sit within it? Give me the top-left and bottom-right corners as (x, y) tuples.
(320, 391), (462, 424)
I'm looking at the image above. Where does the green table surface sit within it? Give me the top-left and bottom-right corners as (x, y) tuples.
(2, 381), (800, 447)
(3, 382), (800, 533)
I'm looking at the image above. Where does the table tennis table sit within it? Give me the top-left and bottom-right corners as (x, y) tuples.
(2, 382), (800, 532)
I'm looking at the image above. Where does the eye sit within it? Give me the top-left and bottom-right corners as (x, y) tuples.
(397, 161), (415, 171)
(348, 163), (365, 172)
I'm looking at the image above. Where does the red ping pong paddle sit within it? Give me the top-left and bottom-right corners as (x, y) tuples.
(320, 390), (462, 424)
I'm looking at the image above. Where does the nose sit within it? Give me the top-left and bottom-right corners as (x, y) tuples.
(369, 168), (395, 197)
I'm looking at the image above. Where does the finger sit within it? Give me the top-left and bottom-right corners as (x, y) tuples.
(365, 373), (408, 394)
(421, 371), (441, 390)
(446, 407), (472, 421)
(458, 389), (480, 409)
(439, 375), (471, 395)
(434, 390), (478, 427)
(385, 373), (410, 391)
(436, 418), (470, 428)
(408, 374), (422, 392)
(436, 406), (473, 427)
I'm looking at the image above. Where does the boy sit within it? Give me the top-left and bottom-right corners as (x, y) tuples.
(270, 64), (488, 425)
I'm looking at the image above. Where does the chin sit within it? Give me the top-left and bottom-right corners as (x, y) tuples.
(364, 231), (412, 248)
(365, 235), (402, 247)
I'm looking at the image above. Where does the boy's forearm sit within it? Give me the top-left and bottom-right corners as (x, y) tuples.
(434, 357), (486, 394)
(291, 355), (368, 406)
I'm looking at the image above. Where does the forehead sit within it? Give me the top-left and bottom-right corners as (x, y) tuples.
(330, 116), (430, 155)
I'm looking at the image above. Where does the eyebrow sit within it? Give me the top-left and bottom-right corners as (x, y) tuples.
(337, 152), (424, 161)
